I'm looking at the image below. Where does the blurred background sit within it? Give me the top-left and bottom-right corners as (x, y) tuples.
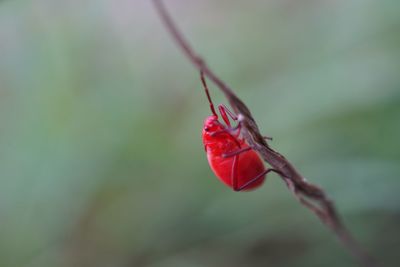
(0, 0), (399, 266)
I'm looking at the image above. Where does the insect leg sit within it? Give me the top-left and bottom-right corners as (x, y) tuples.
(236, 168), (283, 191)
(222, 147), (251, 158)
(231, 154), (239, 190)
(210, 123), (240, 137)
(218, 104), (244, 139)
(209, 127), (242, 148)
(231, 121), (242, 139)
(218, 104), (237, 127)
(229, 150), (286, 191)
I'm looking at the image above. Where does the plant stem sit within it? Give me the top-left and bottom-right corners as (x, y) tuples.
(152, 1), (378, 266)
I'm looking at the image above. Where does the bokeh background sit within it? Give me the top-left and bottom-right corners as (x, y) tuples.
(1, 0), (399, 266)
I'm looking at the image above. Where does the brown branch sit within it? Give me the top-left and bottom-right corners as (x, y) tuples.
(152, 1), (378, 266)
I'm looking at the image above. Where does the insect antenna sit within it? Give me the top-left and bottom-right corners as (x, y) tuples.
(200, 71), (218, 117)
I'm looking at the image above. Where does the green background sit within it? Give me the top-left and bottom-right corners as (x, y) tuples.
(1, 0), (399, 266)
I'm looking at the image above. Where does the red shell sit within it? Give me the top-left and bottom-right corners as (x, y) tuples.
(202, 116), (266, 191)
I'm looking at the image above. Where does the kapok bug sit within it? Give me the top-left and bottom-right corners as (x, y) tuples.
(200, 71), (278, 191)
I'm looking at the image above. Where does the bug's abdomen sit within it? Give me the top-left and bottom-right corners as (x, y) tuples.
(207, 147), (265, 191)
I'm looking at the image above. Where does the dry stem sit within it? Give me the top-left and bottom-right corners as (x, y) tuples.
(152, 1), (378, 266)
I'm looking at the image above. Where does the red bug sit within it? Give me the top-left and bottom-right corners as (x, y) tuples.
(201, 71), (277, 191)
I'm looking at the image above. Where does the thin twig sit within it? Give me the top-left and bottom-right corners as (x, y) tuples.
(152, 1), (378, 266)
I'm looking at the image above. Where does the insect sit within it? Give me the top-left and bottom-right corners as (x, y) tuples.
(201, 71), (278, 191)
